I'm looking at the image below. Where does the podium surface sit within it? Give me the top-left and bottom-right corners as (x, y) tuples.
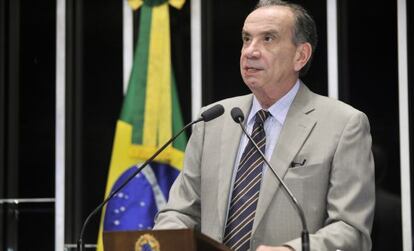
(103, 229), (232, 251)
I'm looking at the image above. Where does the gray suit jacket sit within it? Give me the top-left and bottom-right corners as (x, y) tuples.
(154, 84), (375, 251)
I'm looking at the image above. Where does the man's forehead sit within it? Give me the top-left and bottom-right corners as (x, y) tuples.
(243, 6), (295, 30)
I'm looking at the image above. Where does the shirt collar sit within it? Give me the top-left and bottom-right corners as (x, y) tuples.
(247, 80), (301, 126)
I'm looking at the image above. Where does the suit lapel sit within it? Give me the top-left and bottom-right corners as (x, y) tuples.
(216, 95), (254, 237)
(252, 84), (317, 233)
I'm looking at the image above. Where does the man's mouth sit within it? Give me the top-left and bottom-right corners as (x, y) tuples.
(244, 66), (263, 73)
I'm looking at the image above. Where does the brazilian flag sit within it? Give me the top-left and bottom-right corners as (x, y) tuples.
(97, 0), (186, 249)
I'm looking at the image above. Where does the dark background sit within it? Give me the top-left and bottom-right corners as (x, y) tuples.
(0, 0), (412, 250)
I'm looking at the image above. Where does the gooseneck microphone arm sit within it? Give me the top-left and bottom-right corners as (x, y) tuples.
(230, 107), (310, 251)
(77, 104), (225, 251)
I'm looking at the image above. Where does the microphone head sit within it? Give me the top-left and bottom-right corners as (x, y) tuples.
(201, 104), (225, 122)
(231, 107), (244, 123)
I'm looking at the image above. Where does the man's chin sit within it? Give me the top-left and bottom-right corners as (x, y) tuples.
(244, 79), (263, 90)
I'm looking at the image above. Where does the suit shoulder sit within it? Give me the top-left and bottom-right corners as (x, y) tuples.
(311, 92), (366, 118)
(303, 90), (371, 130)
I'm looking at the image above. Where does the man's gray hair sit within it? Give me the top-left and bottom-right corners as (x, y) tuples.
(255, 0), (318, 76)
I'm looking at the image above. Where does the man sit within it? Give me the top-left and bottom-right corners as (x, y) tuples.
(154, 1), (375, 251)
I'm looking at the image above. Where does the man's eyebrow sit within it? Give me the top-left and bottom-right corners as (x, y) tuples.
(241, 29), (280, 37)
(262, 29), (280, 37)
(241, 30), (250, 36)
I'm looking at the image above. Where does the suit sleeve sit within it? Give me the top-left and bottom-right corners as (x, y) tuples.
(153, 118), (205, 230)
(285, 112), (375, 251)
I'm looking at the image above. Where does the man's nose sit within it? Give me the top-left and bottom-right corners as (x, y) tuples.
(243, 42), (261, 58)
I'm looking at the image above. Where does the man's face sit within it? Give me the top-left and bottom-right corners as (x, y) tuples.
(240, 6), (302, 93)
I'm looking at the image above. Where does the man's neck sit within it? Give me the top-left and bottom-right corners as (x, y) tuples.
(254, 79), (299, 109)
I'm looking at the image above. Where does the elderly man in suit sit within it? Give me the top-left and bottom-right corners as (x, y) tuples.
(154, 0), (375, 251)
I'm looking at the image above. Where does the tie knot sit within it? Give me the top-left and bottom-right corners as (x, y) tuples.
(255, 109), (270, 125)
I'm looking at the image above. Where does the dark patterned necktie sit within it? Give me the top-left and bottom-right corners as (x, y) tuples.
(223, 109), (270, 251)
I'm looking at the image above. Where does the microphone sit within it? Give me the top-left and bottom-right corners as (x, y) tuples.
(201, 103), (225, 122)
(231, 107), (310, 251)
(77, 104), (225, 251)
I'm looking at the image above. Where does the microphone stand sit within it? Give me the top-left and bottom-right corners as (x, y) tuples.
(77, 118), (202, 251)
(234, 115), (310, 251)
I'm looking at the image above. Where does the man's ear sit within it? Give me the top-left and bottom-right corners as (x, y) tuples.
(294, 42), (312, 72)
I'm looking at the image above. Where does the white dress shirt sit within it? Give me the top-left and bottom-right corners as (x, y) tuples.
(224, 80), (300, 226)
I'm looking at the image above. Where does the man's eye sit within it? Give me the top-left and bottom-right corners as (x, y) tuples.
(242, 36), (251, 43)
(264, 36), (273, 42)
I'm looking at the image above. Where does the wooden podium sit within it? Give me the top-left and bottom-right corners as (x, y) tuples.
(103, 229), (232, 251)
